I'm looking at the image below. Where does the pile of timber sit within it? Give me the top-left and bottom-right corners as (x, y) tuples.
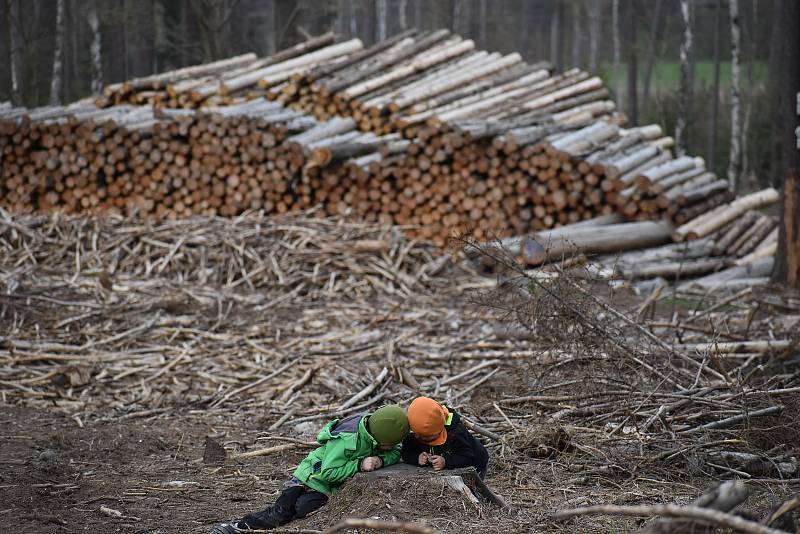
(95, 33), (360, 109)
(267, 29), (734, 224)
(0, 30), (757, 247)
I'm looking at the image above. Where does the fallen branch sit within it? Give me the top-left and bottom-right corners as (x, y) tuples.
(321, 518), (443, 534)
(554, 503), (786, 534)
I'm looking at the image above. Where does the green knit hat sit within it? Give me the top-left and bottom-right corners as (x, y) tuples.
(367, 404), (409, 446)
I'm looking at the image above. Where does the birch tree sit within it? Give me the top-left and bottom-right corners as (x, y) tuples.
(49, 0), (66, 105)
(709, 0), (723, 173)
(87, 0), (103, 94)
(675, 0), (693, 156)
(728, 0), (742, 190)
(6, 0), (23, 104)
(376, 0), (386, 41)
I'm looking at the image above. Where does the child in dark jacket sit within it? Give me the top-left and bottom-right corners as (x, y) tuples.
(211, 404), (409, 533)
(401, 397), (489, 478)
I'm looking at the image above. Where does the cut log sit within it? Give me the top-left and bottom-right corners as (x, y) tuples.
(533, 220), (674, 261)
(673, 187), (779, 240)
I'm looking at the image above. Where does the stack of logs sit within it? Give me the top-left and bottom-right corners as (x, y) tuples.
(0, 30), (747, 246)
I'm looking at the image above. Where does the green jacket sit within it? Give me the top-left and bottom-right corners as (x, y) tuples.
(292, 414), (401, 495)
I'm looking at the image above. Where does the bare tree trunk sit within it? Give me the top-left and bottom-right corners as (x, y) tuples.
(153, 0), (167, 73)
(264, 0), (276, 55)
(551, 0), (564, 71)
(87, 0), (103, 94)
(122, 0), (129, 79)
(709, 0), (723, 174)
(771, 0), (800, 287)
(348, 0), (357, 37)
(414, 0), (421, 30)
(376, 0), (387, 41)
(571, 1), (581, 68)
(626, 0), (638, 124)
(728, 0), (742, 190)
(69, 0), (80, 101)
(588, 0), (601, 72)
(641, 0), (663, 112)
(675, 0), (693, 156)
(6, 0), (23, 104)
(612, 0), (622, 108)
(398, 0), (407, 31)
(478, 0), (487, 48)
(451, 0), (463, 35)
(50, 0), (66, 105)
(519, 0), (532, 57)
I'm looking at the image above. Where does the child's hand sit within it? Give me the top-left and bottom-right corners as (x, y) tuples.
(418, 452), (430, 466)
(360, 456), (383, 472)
(429, 455), (446, 470)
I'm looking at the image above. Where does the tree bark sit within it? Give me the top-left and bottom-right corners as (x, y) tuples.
(49, 0), (66, 105)
(550, 0), (565, 72)
(588, 0), (601, 72)
(675, 0), (693, 156)
(478, 0), (487, 49)
(398, 0), (407, 31)
(612, 0), (622, 108)
(641, 0), (663, 112)
(571, 1), (581, 68)
(87, 0), (102, 94)
(709, 0), (722, 175)
(6, 0), (23, 104)
(626, 0), (638, 125)
(376, 0), (387, 42)
(728, 0), (742, 190)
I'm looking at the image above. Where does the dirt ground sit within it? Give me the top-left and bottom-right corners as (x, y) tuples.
(3, 367), (798, 534)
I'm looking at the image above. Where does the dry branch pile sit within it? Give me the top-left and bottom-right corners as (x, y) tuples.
(1, 212), (798, 532)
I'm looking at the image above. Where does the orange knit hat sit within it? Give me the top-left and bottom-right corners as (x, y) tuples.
(407, 397), (449, 446)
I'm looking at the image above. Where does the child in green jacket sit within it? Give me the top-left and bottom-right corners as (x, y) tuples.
(211, 404), (408, 533)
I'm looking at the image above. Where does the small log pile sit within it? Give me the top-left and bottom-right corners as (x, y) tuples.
(95, 33), (361, 109)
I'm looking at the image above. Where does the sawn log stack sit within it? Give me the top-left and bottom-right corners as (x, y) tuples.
(0, 30), (762, 248)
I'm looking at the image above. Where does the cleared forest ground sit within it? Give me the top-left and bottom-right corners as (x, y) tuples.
(1, 212), (798, 533)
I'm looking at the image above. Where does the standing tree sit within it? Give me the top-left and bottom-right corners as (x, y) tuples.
(571, 0), (582, 68)
(87, 0), (102, 94)
(398, 0), (407, 31)
(612, 0), (622, 107)
(587, 0), (601, 72)
(772, 0), (800, 287)
(641, 0), (664, 114)
(50, 0), (66, 105)
(376, 0), (386, 41)
(709, 0), (723, 174)
(6, 0), (23, 104)
(728, 0), (742, 190)
(625, 0), (638, 125)
(675, 0), (693, 156)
